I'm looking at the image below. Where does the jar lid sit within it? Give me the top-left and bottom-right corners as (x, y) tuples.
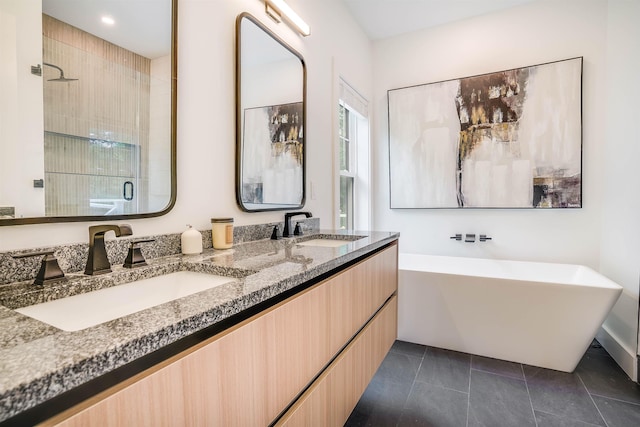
(211, 218), (234, 223)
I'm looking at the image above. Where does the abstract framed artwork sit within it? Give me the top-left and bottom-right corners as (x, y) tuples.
(241, 102), (304, 207)
(388, 57), (582, 209)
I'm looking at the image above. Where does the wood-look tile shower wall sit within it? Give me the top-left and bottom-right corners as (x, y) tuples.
(42, 14), (150, 216)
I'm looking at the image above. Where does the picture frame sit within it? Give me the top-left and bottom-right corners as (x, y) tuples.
(241, 102), (304, 207)
(388, 57), (583, 209)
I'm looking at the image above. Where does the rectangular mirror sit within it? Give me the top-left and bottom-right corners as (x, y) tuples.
(0, 0), (176, 225)
(236, 13), (306, 212)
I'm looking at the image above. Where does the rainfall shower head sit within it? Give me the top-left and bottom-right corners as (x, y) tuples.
(31, 63), (79, 82)
(42, 63), (78, 82)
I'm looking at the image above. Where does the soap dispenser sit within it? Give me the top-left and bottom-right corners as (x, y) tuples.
(181, 225), (203, 255)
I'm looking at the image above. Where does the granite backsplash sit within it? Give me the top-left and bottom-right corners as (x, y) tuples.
(0, 218), (319, 286)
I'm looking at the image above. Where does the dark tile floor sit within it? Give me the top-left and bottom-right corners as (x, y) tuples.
(345, 340), (640, 427)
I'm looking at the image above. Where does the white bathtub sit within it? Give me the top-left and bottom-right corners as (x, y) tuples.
(398, 254), (623, 372)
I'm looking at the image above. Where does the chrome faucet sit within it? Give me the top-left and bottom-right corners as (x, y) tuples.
(283, 212), (312, 238)
(84, 224), (133, 275)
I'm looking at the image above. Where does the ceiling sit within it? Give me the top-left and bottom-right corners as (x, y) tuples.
(43, 0), (171, 59)
(342, 0), (536, 40)
(41, 1), (535, 58)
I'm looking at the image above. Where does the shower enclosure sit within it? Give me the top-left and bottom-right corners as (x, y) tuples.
(42, 14), (151, 217)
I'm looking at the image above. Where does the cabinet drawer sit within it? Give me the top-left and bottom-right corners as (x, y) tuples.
(277, 295), (398, 426)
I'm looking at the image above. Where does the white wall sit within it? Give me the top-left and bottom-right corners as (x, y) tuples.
(243, 58), (301, 107)
(0, 0), (45, 218)
(372, 0), (640, 379)
(148, 54), (172, 213)
(0, 0), (372, 250)
(372, 0), (606, 267)
(598, 0), (640, 378)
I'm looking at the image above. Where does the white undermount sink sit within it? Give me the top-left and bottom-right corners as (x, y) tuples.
(296, 239), (353, 248)
(16, 271), (235, 332)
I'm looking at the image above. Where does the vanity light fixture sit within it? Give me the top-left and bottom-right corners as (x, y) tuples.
(264, 0), (310, 36)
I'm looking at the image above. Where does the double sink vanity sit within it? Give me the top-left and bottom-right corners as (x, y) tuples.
(0, 225), (399, 425)
(1, 1), (399, 424)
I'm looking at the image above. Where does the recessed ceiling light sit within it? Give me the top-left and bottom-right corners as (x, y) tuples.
(101, 16), (115, 26)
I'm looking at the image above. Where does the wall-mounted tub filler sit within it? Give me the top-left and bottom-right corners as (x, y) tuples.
(450, 234), (492, 242)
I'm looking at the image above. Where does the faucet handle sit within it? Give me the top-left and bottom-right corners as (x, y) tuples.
(123, 239), (155, 268)
(11, 250), (67, 286)
(271, 225), (282, 240)
(293, 222), (304, 236)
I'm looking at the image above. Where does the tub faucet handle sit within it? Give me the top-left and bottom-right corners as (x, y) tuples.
(450, 234), (462, 241)
(479, 234), (492, 242)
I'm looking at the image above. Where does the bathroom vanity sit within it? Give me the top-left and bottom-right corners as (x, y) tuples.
(0, 230), (398, 426)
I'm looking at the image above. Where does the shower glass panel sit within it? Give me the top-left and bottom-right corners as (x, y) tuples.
(44, 133), (141, 216)
(42, 31), (149, 217)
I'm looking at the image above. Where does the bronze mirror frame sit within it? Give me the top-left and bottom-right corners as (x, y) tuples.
(0, 0), (178, 226)
(235, 12), (307, 212)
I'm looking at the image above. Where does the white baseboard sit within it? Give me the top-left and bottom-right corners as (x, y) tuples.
(596, 326), (637, 382)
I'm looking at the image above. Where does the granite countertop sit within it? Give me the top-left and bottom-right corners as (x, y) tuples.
(0, 230), (398, 423)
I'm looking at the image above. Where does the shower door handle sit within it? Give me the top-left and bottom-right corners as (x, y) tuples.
(123, 181), (134, 201)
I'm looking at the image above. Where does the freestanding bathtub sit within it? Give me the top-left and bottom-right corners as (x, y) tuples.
(398, 253), (623, 372)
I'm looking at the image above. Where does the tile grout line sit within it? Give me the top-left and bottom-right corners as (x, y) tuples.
(577, 373), (610, 427)
(470, 366), (527, 382)
(534, 409), (605, 427)
(394, 346), (428, 427)
(589, 392), (640, 407)
(466, 355), (472, 427)
(411, 378), (471, 396)
(521, 363), (539, 427)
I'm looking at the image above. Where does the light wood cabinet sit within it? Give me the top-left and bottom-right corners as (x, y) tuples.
(276, 296), (397, 427)
(43, 243), (398, 427)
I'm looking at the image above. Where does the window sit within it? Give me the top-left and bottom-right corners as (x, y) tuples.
(339, 104), (355, 229)
(337, 79), (369, 231)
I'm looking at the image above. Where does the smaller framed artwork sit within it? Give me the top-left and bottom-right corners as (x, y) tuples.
(388, 57), (583, 209)
(241, 102), (304, 208)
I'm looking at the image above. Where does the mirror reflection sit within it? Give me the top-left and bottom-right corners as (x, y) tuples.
(0, 0), (175, 223)
(236, 13), (306, 212)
